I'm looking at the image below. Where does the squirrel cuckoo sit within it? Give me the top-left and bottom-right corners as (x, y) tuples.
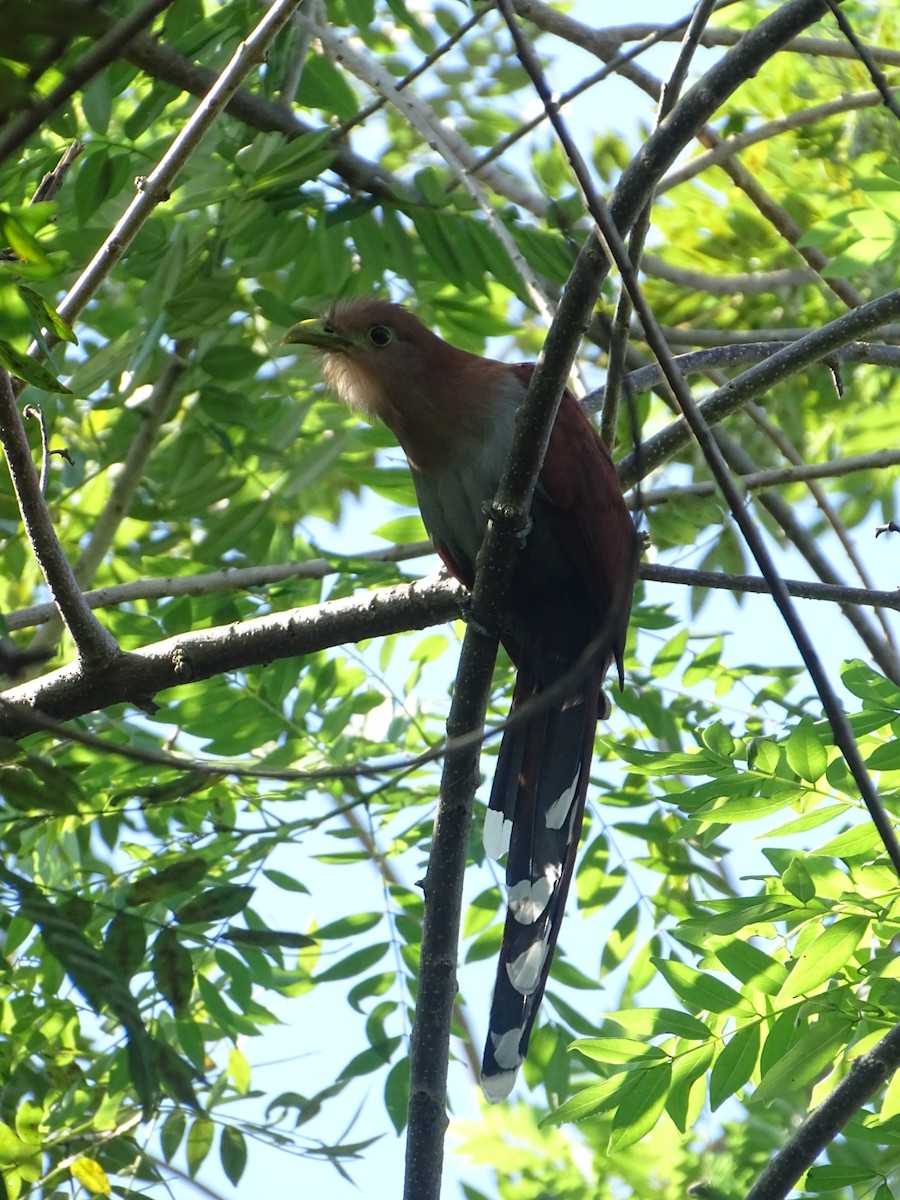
(285, 298), (638, 1101)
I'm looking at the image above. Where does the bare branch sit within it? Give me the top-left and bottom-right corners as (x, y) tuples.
(643, 563), (900, 611)
(0, 0), (173, 169)
(3, 544), (435, 632)
(745, 1020), (900, 1200)
(519, 9), (900, 70)
(0, 368), (119, 667)
(591, 341), (900, 403)
(822, 0), (900, 119)
(640, 448), (900, 506)
(50, 0), (306, 339)
(615, 290), (900, 486)
(660, 87), (900, 193)
(642, 256), (819, 295)
(0, 577), (464, 735)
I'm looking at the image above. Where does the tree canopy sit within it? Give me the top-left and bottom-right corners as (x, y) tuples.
(1, 1), (900, 1198)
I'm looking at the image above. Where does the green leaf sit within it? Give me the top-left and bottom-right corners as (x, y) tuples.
(160, 1110), (186, 1163)
(603, 1006), (712, 1041)
(186, 1117), (215, 1177)
(608, 1064), (672, 1151)
(219, 1125), (247, 1186)
(542, 1075), (631, 1126)
(70, 1158), (110, 1196)
(574, 1038), (668, 1066)
(384, 1057), (409, 1134)
(782, 857), (816, 902)
(314, 943), (390, 983)
(666, 1041), (715, 1134)
(19, 287), (78, 343)
(805, 1165), (878, 1191)
(778, 916), (869, 1001)
(653, 958), (750, 1014)
(785, 716), (828, 783)
(127, 857), (209, 905)
(294, 54), (359, 121)
(263, 869), (310, 894)
(223, 927), (315, 950)
(152, 928), (194, 1015)
(755, 1015), (852, 1103)
(0, 340), (70, 393)
(103, 911), (147, 978)
(709, 1023), (760, 1109)
(174, 884), (254, 924)
(370, 515), (428, 544)
(714, 941), (786, 996)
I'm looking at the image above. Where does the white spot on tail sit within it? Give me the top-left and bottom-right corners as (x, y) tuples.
(508, 871), (558, 925)
(489, 1026), (524, 1071)
(544, 773), (579, 830)
(507, 930), (550, 995)
(484, 807), (512, 859)
(482, 1064), (519, 1103)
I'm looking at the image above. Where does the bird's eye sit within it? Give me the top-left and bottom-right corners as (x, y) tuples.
(369, 325), (394, 347)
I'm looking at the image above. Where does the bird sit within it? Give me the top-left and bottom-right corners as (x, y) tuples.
(285, 297), (638, 1101)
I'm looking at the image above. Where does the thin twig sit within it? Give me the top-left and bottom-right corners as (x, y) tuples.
(0, 0), (173, 168)
(2, 543), (435, 632)
(516, 6), (900, 70)
(602, 0), (718, 447)
(47, 0), (306, 344)
(615, 290), (900, 487)
(588, 341), (900, 405)
(334, 2), (494, 137)
(817, 6), (900, 119)
(0, 369), (119, 667)
(31, 141), (85, 204)
(22, 405), (50, 494)
(642, 563), (900, 610)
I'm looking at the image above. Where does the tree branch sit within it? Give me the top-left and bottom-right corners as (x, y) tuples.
(0, 577), (464, 736)
(0, 368), (119, 668)
(615, 290), (900, 487)
(659, 86), (900, 193)
(0, 0), (173, 169)
(745, 1020), (900, 1200)
(50, 0), (306, 339)
(516, 7), (900, 878)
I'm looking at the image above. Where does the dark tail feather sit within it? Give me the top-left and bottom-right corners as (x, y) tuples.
(480, 672), (599, 1102)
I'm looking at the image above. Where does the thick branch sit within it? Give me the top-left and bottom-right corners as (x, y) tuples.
(0, 578), (463, 736)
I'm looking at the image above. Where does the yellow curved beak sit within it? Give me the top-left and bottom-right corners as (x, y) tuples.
(283, 318), (351, 350)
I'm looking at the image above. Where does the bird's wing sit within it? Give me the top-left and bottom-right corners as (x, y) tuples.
(508, 365), (638, 683)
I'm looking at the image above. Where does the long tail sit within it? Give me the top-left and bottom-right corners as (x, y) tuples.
(480, 665), (601, 1102)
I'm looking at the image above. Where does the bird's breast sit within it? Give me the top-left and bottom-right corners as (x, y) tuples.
(409, 381), (522, 578)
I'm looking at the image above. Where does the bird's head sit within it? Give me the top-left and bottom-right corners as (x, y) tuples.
(284, 298), (441, 420)
(284, 298), (512, 469)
